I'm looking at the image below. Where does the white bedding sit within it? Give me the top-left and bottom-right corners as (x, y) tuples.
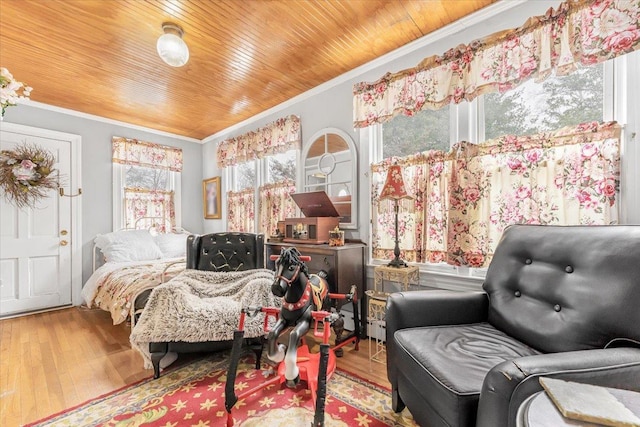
(82, 258), (185, 325)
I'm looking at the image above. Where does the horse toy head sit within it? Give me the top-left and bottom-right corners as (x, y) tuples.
(270, 247), (311, 299)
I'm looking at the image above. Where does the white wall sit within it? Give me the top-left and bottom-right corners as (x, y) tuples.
(1, 104), (204, 283)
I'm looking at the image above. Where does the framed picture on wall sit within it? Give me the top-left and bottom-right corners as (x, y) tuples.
(203, 176), (221, 219)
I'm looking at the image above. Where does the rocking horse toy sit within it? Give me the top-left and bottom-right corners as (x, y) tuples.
(225, 247), (360, 427)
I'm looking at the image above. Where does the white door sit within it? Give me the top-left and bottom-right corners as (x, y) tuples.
(0, 123), (79, 317)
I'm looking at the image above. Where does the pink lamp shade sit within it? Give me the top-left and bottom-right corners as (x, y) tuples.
(380, 164), (413, 201)
(379, 164), (412, 268)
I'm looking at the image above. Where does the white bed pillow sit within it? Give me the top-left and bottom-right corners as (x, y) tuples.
(155, 232), (189, 258)
(95, 229), (163, 263)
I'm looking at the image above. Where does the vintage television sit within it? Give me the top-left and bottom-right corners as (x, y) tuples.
(284, 191), (340, 244)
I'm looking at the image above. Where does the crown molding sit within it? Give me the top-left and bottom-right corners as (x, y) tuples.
(23, 100), (202, 144)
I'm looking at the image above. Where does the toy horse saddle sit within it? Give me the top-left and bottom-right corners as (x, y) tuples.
(308, 273), (329, 309)
(281, 272), (328, 311)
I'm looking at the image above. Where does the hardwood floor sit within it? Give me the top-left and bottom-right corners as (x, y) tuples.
(0, 307), (388, 427)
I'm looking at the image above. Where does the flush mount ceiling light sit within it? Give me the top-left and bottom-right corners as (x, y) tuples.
(157, 22), (189, 67)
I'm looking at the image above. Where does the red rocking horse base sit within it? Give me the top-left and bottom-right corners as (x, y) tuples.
(276, 340), (337, 404)
(225, 307), (358, 427)
(226, 248), (360, 427)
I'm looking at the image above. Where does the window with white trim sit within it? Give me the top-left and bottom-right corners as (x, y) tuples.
(370, 58), (620, 274)
(111, 137), (182, 231)
(227, 148), (297, 233)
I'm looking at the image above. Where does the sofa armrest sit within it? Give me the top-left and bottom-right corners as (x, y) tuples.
(476, 347), (640, 427)
(385, 290), (489, 388)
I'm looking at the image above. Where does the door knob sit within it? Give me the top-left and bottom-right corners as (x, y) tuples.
(60, 240), (68, 246)
(60, 230), (68, 236)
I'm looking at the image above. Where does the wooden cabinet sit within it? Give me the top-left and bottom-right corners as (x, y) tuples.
(265, 241), (366, 335)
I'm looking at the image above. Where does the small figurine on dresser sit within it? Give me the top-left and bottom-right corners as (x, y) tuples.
(329, 226), (345, 247)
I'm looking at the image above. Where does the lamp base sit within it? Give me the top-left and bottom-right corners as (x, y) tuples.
(387, 257), (409, 268)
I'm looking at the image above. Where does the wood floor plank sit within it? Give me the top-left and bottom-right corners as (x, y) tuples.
(0, 320), (20, 427)
(0, 307), (390, 427)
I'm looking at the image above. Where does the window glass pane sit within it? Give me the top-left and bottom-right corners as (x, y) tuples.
(125, 165), (168, 190)
(382, 107), (450, 158)
(484, 65), (604, 140)
(234, 161), (256, 191)
(267, 149), (296, 183)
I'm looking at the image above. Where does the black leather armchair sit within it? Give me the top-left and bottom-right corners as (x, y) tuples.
(386, 225), (640, 427)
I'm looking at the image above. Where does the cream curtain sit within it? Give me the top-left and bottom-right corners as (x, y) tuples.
(123, 188), (176, 231)
(112, 137), (183, 172)
(227, 188), (256, 233)
(217, 115), (301, 168)
(371, 121), (622, 267)
(354, 0), (640, 128)
(258, 180), (297, 235)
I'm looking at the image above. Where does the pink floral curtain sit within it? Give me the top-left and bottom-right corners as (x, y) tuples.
(371, 121), (621, 268)
(258, 180), (297, 235)
(372, 151), (450, 265)
(227, 188), (255, 232)
(354, 0), (640, 127)
(123, 189), (176, 231)
(217, 115), (301, 168)
(112, 137), (183, 171)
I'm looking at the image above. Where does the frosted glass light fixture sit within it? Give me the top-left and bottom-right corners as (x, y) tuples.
(157, 22), (189, 67)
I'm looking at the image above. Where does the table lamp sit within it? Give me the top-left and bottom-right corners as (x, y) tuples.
(379, 164), (413, 267)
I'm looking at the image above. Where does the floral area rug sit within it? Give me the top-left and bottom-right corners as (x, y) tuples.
(26, 351), (417, 426)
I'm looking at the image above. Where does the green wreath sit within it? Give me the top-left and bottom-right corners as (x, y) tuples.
(0, 143), (58, 209)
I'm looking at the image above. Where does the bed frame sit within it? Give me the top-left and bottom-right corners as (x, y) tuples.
(140, 231), (266, 378)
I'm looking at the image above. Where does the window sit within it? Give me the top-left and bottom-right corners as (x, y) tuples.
(370, 59), (620, 272)
(232, 161), (256, 192)
(227, 148), (297, 233)
(483, 65), (605, 140)
(266, 150), (296, 184)
(113, 164), (181, 231)
(111, 137), (182, 231)
(229, 148), (296, 192)
(381, 107), (451, 158)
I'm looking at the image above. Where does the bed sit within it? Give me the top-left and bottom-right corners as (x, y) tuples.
(131, 232), (278, 378)
(82, 221), (190, 327)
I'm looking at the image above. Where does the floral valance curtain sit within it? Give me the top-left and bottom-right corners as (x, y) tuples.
(112, 137), (183, 172)
(227, 188), (255, 232)
(217, 115), (301, 168)
(258, 180), (297, 235)
(123, 188), (176, 231)
(354, 0), (640, 128)
(371, 121), (622, 267)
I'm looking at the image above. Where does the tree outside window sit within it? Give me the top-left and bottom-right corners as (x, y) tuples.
(484, 65), (604, 140)
(382, 107), (450, 159)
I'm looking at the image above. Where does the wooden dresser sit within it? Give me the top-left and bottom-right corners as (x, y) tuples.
(265, 241), (366, 335)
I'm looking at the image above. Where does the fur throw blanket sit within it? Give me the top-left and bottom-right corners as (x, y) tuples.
(130, 268), (280, 369)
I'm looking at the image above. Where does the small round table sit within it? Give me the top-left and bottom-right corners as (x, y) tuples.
(517, 388), (640, 427)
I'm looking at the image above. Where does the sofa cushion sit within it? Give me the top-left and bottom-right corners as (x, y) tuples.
(483, 225), (640, 353)
(394, 323), (540, 427)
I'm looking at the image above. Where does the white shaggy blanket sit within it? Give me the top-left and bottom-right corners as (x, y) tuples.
(130, 268), (280, 369)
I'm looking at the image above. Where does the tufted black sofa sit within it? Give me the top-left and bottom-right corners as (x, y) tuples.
(386, 224), (640, 427)
(145, 232), (265, 378)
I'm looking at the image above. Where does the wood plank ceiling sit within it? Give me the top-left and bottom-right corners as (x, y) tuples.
(0, 0), (496, 140)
